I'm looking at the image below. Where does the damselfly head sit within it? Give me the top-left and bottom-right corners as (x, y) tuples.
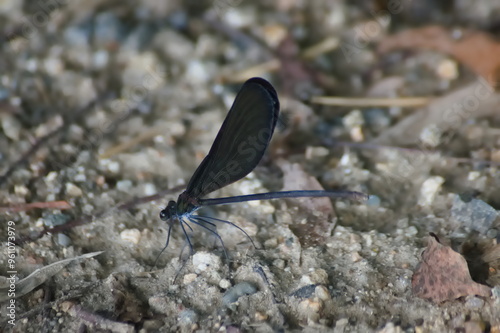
(159, 200), (177, 222)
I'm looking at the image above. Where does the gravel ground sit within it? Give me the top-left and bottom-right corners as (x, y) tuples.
(1, 1), (500, 332)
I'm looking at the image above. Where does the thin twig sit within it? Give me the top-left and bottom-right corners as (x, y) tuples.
(99, 127), (164, 159)
(0, 200), (71, 213)
(311, 96), (431, 108)
(224, 59), (281, 83)
(301, 37), (340, 59)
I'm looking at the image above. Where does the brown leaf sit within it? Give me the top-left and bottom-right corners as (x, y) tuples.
(278, 161), (335, 247)
(378, 25), (500, 88)
(412, 234), (491, 303)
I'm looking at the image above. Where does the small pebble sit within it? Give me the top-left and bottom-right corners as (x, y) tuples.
(464, 320), (486, 333)
(101, 159), (120, 173)
(183, 273), (197, 285)
(116, 180), (133, 192)
(74, 173), (86, 182)
(260, 24), (287, 48)
(65, 182), (83, 197)
(192, 252), (221, 273)
(315, 285), (330, 301)
(221, 7), (255, 29)
(222, 282), (258, 306)
(254, 311), (268, 321)
(92, 50), (109, 69)
(377, 322), (402, 333)
(273, 259), (285, 269)
(1, 114), (22, 140)
(305, 146), (329, 159)
(178, 309), (198, 325)
(335, 318), (349, 330)
(219, 279), (231, 289)
(14, 185), (29, 197)
(418, 176), (444, 207)
(264, 238), (278, 249)
(59, 301), (74, 313)
(57, 233), (72, 247)
(185, 60), (211, 84)
(143, 183), (157, 196)
(343, 110), (365, 142)
(405, 226), (418, 237)
(43, 214), (71, 228)
(120, 229), (141, 245)
(297, 298), (322, 323)
(148, 296), (170, 314)
(464, 296), (485, 309)
(419, 124), (442, 147)
(366, 195), (381, 207)
(490, 150), (500, 164)
(351, 251), (363, 262)
(43, 57), (64, 76)
(451, 195), (498, 234)
(467, 171), (481, 181)
(436, 59), (458, 80)
(363, 108), (390, 132)
(491, 286), (500, 301)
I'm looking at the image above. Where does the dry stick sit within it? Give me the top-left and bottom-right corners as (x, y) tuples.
(224, 59), (281, 83)
(311, 96), (431, 108)
(17, 185), (185, 244)
(0, 200), (71, 213)
(99, 126), (164, 159)
(0, 94), (111, 187)
(301, 37), (340, 59)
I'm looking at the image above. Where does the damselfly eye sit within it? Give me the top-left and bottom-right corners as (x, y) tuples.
(159, 209), (168, 221)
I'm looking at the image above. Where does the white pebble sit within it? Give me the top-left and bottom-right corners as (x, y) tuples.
(116, 180), (133, 191)
(65, 182), (83, 197)
(143, 183), (157, 196)
(100, 159), (120, 173)
(120, 228), (141, 244)
(192, 252), (221, 273)
(418, 176), (444, 207)
(185, 60), (210, 84)
(183, 273), (197, 285)
(1, 114), (22, 140)
(74, 173), (86, 182)
(467, 171), (480, 181)
(93, 50), (109, 69)
(419, 124), (442, 148)
(219, 279), (231, 289)
(45, 171), (58, 182)
(43, 57), (64, 75)
(14, 185), (29, 197)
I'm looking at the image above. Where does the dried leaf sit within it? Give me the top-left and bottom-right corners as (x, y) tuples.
(278, 161), (335, 247)
(0, 251), (103, 302)
(412, 235), (491, 303)
(378, 25), (500, 88)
